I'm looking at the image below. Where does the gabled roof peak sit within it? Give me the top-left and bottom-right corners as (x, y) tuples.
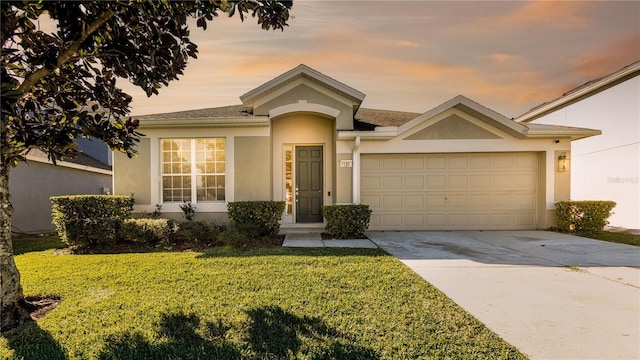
(239, 64), (366, 112)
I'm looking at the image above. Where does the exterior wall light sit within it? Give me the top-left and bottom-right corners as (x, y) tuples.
(558, 152), (569, 172)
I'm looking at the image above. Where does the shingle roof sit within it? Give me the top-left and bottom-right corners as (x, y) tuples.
(28, 149), (112, 171)
(354, 108), (421, 128)
(134, 104), (422, 129)
(135, 105), (251, 119)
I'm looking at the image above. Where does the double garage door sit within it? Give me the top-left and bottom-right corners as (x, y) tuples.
(361, 153), (538, 230)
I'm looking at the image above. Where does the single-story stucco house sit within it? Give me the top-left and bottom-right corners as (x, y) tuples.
(114, 64), (601, 230)
(516, 61), (639, 230)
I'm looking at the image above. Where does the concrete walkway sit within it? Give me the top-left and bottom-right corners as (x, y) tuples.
(282, 232), (378, 248)
(367, 230), (640, 360)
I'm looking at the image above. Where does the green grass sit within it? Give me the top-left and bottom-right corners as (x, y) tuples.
(2, 236), (526, 360)
(585, 230), (640, 246)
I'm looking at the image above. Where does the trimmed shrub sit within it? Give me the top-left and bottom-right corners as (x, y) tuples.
(227, 201), (285, 237)
(323, 204), (371, 239)
(174, 221), (225, 244)
(51, 195), (134, 247)
(217, 222), (248, 248)
(122, 218), (179, 245)
(555, 200), (616, 236)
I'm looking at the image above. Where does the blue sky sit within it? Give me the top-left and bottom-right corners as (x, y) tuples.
(118, 1), (640, 118)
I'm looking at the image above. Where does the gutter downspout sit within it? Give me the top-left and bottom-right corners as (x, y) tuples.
(352, 136), (361, 204)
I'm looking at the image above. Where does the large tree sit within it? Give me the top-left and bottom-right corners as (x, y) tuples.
(1, 0), (291, 332)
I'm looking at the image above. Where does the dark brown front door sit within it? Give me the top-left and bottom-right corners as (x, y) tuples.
(296, 146), (323, 223)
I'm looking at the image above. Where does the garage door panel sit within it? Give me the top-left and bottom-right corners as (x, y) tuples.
(514, 174), (536, 188)
(448, 157), (468, 169)
(469, 214), (491, 226)
(447, 214), (469, 226)
(426, 195), (446, 207)
(361, 176), (381, 190)
(426, 175), (446, 188)
(404, 157), (424, 170)
(448, 175), (468, 189)
(382, 195), (402, 209)
(426, 157), (446, 169)
(382, 157), (402, 170)
(447, 194), (468, 207)
(468, 193), (491, 207)
(403, 195), (424, 209)
(382, 176), (402, 189)
(470, 175), (491, 189)
(404, 176), (424, 189)
(361, 152), (537, 230)
(361, 157), (381, 170)
(361, 195), (380, 210)
(492, 174), (514, 188)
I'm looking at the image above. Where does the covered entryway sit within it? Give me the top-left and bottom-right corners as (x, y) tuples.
(361, 152), (538, 230)
(295, 146), (323, 222)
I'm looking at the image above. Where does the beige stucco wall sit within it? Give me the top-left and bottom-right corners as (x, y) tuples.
(271, 113), (335, 208)
(234, 136), (271, 200)
(335, 152), (353, 204)
(254, 82), (355, 130)
(113, 137), (151, 205)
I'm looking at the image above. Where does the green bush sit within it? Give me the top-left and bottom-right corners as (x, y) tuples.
(51, 195), (134, 247)
(323, 204), (371, 239)
(217, 222), (248, 248)
(227, 201), (285, 237)
(555, 200), (616, 236)
(174, 221), (225, 244)
(122, 218), (179, 245)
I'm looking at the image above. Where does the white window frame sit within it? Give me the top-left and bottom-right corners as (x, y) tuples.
(160, 138), (226, 205)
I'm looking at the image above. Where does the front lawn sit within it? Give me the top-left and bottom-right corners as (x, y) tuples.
(2, 236), (525, 359)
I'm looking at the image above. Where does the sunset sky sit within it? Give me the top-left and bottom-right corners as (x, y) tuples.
(118, 1), (640, 119)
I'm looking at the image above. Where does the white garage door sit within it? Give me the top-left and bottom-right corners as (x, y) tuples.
(361, 153), (538, 230)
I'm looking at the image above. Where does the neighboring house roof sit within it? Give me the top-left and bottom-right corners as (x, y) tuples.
(240, 64), (366, 114)
(26, 148), (112, 173)
(516, 60), (640, 123)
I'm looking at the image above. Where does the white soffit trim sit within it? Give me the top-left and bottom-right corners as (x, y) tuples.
(25, 154), (113, 175)
(269, 102), (340, 120)
(240, 64), (366, 107)
(516, 61), (640, 123)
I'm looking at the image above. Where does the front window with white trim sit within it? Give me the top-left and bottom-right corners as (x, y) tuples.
(161, 138), (225, 203)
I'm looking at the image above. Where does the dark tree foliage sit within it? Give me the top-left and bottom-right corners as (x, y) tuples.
(0, 0), (291, 332)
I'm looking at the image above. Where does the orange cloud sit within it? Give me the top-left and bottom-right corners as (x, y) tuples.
(505, 1), (588, 28)
(570, 33), (640, 77)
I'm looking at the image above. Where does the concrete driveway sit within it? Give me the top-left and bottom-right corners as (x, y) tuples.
(367, 230), (640, 360)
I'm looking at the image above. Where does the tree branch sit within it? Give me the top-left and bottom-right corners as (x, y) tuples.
(17, 9), (116, 94)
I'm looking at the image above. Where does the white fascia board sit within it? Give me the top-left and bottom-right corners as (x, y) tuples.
(516, 61), (640, 123)
(338, 129), (397, 140)
(139, 117), (269, 128)
(25, 154), (113, 175)
(524, 127), (602, 140)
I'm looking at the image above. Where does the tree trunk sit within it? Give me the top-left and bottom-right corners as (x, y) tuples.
(0, 156), (31, 332)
